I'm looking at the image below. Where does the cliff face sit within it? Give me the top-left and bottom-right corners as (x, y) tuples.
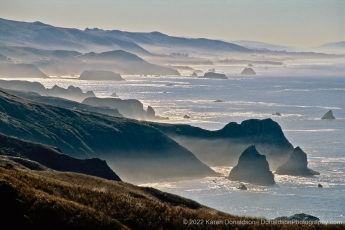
(0, 133), (121, 181)
(275, 147), (320, 176)
(149, 119), (294, 169)
(79, 70), (125, 81)
(228, 145), (275, 185)
(82, 97), (146, 120)
(0, 90), (215, 182)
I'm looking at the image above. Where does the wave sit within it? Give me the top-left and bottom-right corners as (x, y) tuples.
(284, 129), (339, 132)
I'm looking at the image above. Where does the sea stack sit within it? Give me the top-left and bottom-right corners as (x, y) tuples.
(228, 145), (275, 185)
(191, 72), (198, 77)
(275, 147), (320, 176)
(79, 70), (125, 81)
(199, 72), (228, 79)
(321, 110), (335, 119)
(146, 106), (155, 120)
(241, 68), (256, 75)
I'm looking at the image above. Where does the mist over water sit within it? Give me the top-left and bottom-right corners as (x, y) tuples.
(12, 62), (345, 222)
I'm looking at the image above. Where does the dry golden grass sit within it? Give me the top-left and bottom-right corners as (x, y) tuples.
(0, 163), (343, 230)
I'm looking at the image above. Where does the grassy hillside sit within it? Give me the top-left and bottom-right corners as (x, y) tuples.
(0, 163), (343, 230)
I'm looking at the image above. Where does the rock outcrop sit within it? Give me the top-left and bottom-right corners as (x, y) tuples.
(275, 147), (320, 176)
(0, 90), (216, 182)
(191, 72), (198, 77)
(0, 133), (121, 181)
(148, 118), (294, 169)
(228, 145), (275, 185)
(274, 213), (320, 222)
(199, 72), (228, 79)
(321, 110), (335, 119)
(79, 70), (125, 81)
(241, 68), (256, 75)
(146, 106), (156, 120)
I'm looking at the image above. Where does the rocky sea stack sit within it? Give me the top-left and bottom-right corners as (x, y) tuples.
(241, 68), (256, 75)
(275, 147), (320, 176)
(79, 70), (125, 81)
(321, 110), (335, 119)
(228, 145), (275, 185)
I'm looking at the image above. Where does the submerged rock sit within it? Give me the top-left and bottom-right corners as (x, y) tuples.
(228, 145), (275, 185)
(237, 184), (247, 190)
(241, 68), (256, 75)
(199, 72), (228, 79)
(275, 147), (320, 176)
(321, 110), (335, 119)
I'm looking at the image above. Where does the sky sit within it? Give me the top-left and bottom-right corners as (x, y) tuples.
(0, 0), (344, 47)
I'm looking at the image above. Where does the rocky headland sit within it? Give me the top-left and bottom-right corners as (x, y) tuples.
(0, 133), (121, 181)
(0, 63), (48, 78)
(275, 147), (320, 176)
(228, 145), (275, 185)
(0, 90), (215, 182)
(149, 118), (294, 169)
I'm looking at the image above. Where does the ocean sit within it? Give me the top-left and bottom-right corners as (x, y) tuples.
(11, 60), (345, 222)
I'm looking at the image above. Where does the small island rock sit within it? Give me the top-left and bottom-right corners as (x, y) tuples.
(79, 70), (125, 81)
(228, 145), (275, 186)
(321, 110), (335, 119)
(275, 147), (320, 176)
(146, 106), (156, 120)
(241, 68), (256, 75)
(199, 72), (228, 79)
(110, 93), (119, 97)
(184, 115), (190, 119)
(275, 213), (320, 222)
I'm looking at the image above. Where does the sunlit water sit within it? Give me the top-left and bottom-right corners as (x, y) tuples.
(8, 62), (345, 222)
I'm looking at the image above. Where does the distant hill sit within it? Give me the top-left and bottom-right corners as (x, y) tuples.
(0, 63), (48, 78)
(0, 90), (215, 182)
(0, 46), (179, 76)
(309, 41), (345, 54)
(231, 40), (298, 52)
(0, 18), (149, 54)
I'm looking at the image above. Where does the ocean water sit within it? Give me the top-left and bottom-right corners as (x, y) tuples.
(10, 62), (345, 222)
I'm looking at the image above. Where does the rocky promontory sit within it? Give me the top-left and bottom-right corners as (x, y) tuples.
(0, 133), (121, 181)
(241, 68), (256, 75)
(79, 70), (125, 81)
(199, 72), (228, 79)
(274, 213), (320, 222)
(275, 147), (320, 176)
(0, 63), (48, 78)
(228, 145), (275, 185)
(321, 110), (335, 119)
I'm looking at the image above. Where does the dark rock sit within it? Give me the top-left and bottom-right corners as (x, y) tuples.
(275, 147), (320, 176)
(228, 145), (275, 185)
(208, 68), (215, 72)
(321, 110), (335, 119)
(146, 106), (155, 120)
(214, 100), (225, 102)
(110, 93), (119, 97)
(184, 115), (190, 119)
(318, 184), (323, 188)
(274, 213), (320, 222)
(248, 64), (253, 67)
(272, 112), (281, 116)
(241, 68), (256, 75)
(191, 72), (198, 77)
(148, 118), (294, 169)
(79, 70), (125, 81)
(199, 72), (228, 79)
(237, 183), (247, 190)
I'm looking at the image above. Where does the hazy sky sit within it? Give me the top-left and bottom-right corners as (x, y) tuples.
(1, 0), (344, 47)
